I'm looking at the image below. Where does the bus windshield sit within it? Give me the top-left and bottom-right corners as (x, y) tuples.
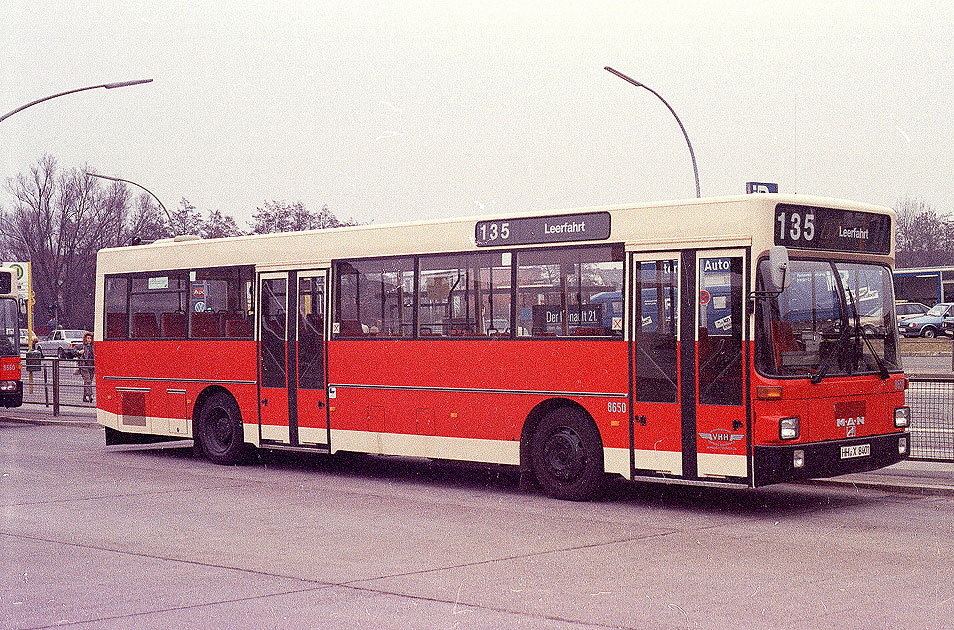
(756, 260), (900, 379)
(0, 298), (18, 357)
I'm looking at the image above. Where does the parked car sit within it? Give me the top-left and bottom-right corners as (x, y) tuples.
(898, 303), (954, 338)
(895, 301), (930, 320)
(35, 329), (89, 358)
(18, 329), (38, 349)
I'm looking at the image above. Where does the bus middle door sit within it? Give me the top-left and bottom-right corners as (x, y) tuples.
(258, 272), (293, 444)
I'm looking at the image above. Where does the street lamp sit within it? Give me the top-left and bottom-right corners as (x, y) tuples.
(0, 79), (153, 124)
(604, 66), (701, 199)
(84, 172), (172, 225)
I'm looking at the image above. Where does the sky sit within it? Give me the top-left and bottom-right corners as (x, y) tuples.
(2, 1), (953, 228)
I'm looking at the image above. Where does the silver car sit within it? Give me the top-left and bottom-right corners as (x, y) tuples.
(36, 329), (89, 358)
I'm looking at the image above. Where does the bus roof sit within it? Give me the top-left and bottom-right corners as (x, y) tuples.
(97, 193), (894, 276)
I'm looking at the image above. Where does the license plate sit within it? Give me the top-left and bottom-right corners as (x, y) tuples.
(840, 444), (871, 459)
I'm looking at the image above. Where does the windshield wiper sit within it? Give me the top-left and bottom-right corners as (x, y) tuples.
(811, 266), (853, 385)
(845, 286), (890, 380)
(810, 322), (851, 384)
(860, 327), (891, 379)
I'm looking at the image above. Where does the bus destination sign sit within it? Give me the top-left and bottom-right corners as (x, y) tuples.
(774, 204), (891, 255)
(475, 211), (611, 247)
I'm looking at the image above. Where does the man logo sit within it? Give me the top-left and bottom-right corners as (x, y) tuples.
(837, 416), (865, 439)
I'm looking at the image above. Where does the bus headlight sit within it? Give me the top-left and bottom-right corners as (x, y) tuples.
(780, 417), (799, 440)
(894, 407), (911, 428)
(0, 380), (16, 392)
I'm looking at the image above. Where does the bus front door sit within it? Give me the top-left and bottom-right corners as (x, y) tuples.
(630, 250), (750, 484)
(693, 250), (748, 481)
(257, 270), (330, 449)
(630, 254), (684, 477)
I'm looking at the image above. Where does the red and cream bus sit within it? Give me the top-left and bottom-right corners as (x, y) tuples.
(95, 194), (910, 500)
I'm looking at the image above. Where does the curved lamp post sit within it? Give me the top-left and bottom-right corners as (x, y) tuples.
(0, 79), (153, 124)
(85, 172), (172, 224)
(604, 66), (700, 198)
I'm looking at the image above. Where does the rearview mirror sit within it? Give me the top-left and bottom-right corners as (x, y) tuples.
(768, 245), (790, 291)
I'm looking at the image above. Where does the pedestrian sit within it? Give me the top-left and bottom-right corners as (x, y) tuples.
(76, 332), (95, 403)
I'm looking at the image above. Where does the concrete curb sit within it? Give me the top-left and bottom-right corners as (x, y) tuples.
(802, 477), (954, 497)
(1, 415), (98, 427)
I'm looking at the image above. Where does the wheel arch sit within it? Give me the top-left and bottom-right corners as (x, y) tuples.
(519, 398), (599, 472)
(191, 385), (239, 446)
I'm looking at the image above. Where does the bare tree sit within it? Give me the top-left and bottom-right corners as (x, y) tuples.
(0, 156), (170, 329)
(167, 197), (204, 237)
(201, 209), (244, 239)
(895, 197), (954, 268)
(250, 200), (357, 234)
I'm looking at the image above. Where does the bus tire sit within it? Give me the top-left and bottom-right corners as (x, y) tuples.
(197, 392), (249, 465)
(530, 407), (605, 501)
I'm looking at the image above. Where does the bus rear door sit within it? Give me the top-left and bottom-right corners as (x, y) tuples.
(257, 270), (330, 449)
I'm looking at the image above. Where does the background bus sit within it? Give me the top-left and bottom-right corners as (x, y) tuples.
(893, 265), (954, 307)
(95, 195), (910, 500)
(0, 268), (23, 407)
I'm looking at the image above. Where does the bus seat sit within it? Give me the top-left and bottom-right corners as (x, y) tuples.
(191, 311), (219, 338)
(106, 312), (127, 339)
(133, 312), (160, 338)
(225, 318), (252, 338)
(338, 320), (364, 337)
(771, 321), (801, 370)
(161, 312), (186, 338)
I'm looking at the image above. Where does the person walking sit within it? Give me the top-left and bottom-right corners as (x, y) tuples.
(76, 332), (95, 403)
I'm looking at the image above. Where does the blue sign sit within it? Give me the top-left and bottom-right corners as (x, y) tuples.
(746, 182), (778, 194)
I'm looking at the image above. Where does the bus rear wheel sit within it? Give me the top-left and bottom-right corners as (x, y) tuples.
(197, 392), (249, 465)
(530, 407), (605, 501)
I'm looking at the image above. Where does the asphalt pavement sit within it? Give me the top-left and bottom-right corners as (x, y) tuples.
(5, 402), (953, 498)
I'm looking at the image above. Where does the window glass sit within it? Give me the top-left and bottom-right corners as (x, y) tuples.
(298, 275), (325, 390)
(105, 276), (129, 339)
(419, 252), (512, 337)
(634, 259), (678, 402)
(698, 257), (743, 405)
(0, 299), (17, 357)
(129, 272), (188, 339)
(516, 245), (623, 337)
(755, 260), (900, 378)
(335, 258), (414, 337)
(189, 266), (254, 338)
(260, 277), (287, 388)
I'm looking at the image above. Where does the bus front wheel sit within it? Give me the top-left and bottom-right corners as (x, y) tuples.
(530, 407), (605, 501)
(197, 392), (249, 465)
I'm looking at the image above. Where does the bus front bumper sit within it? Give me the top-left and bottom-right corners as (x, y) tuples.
(753, 432), (910, 487)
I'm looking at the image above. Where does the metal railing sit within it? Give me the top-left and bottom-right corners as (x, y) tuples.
(21, 357), (95, 414)
(907, 376), (954, 462)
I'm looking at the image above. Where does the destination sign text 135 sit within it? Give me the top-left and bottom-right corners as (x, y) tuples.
(774, 204), (891, 254)
(475, 212), (611, 247)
